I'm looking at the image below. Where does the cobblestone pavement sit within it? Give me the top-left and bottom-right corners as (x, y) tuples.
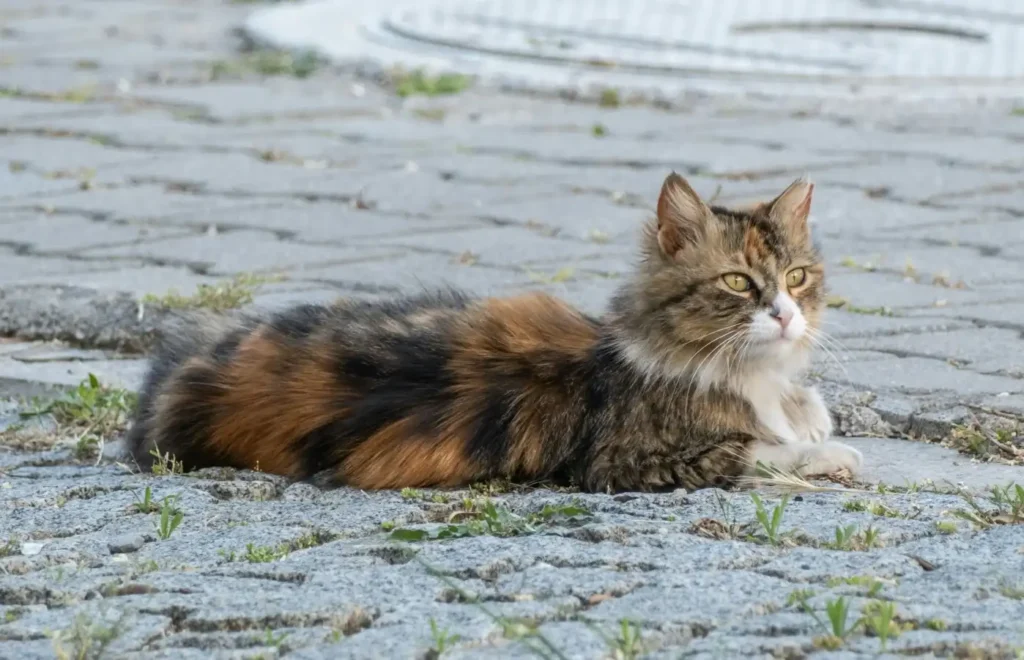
(2, 1), (1024, 658)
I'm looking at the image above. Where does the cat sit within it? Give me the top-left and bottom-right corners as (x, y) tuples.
(125, 172), (862, 493)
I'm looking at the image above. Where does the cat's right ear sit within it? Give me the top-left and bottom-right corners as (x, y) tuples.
(656, 172), (712, 258)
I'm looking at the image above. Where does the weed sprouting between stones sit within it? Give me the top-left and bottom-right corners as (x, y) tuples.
(141, 273), (284, 313)
(263, 628), (289, 648)
(828, 524), (882, 551)
(20, 373), (136, 460)
(581, 618), (644, 660)
(598, 89), (620, 107)
(388, 499), (591, 542)
(49, 611), (126, 660)
(749, 493), (790, 546)
(155, 497), (183, 540)
(209, 51), (321, 80)
(223, 530), (339, 563)
(148, 447), (183, 476)
(842, 499), (918, 519)
(426, 618), (461, 658)
(948, 422), (1022, 464)
(953, 482), (1024, 528)
(131, 486), (159, 514)
(0, 538), (19, 558)
(998, 579), (1024, 600)
(788, 590), (907, 651)
(826, 576), (890, 598)
(861, 600), (901, 650)
(392, 69), (472, 97)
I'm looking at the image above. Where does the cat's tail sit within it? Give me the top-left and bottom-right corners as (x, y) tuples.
(125, 308), (341, 478)
(125, 311), (253, 473)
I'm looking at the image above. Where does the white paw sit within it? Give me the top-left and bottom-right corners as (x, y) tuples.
(797, 441), (863, 477)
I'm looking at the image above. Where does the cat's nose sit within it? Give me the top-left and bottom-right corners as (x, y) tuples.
(769, 302), (793, 329)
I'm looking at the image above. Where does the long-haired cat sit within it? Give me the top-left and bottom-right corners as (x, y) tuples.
(125, 173), (862, 492)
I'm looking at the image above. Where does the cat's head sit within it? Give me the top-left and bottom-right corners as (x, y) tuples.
(613, 172), (825, 381)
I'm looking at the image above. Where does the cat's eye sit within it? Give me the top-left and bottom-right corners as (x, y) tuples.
(722, 273), (753, 292)
(786, 268), (807, 288)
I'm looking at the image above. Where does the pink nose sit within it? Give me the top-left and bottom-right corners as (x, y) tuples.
(770, 302), (792, 329)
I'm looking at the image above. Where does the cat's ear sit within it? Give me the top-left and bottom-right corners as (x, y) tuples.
(656, 172), (713, 257)
(769, 177), (813, 232)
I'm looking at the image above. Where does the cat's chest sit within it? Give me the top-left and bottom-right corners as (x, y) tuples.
(739, 376), (799, 443)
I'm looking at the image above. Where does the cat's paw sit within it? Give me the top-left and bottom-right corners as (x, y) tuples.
(796, 440), (863, 477)
(790, 386), (833, 444)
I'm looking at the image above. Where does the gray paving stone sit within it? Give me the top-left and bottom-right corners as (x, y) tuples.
(706, 117), (1024, 169)
(847, 436), (1024, 491)
(298, 253), (536, 296)
(817, 353), (1024, 398)
(818, 159), (1024, 203)
(886, 213), (1024, 250)
(809, 186), (1000, 235)
(826, 270), (1018, 311)
(0, 354), (146, 391)
(822, 310), (972, 340)
(481, 193), (648, 240)
(348, 170), (565, 216)
(932, 184), (1024, 213)
(3, 185), (274, 223)
(845, 327), (1024, 377)
(0, 249), (135, 286)
(128, 79), (389, 122)
(831, 246), (1024, 286)
(1, 212), (189, 254)
(0, 166), (79, 201)
(1, 135), (155, 173)
(0, 96), (116, 120)
(19, 266), (218, 299)
(356, 225), (631, 267)
(461, 128), (864, 175)
(6, 110), (267, 150)
(980, 393), (1024, 417)
(81, 230), (403, 276)
(155, 200), (487, 243)
(0, 65), (115, 96)
(907, 301), (1024, 329)
(104, 152), (359, 198)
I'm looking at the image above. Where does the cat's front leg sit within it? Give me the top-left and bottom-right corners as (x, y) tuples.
(784, 385), (833, 444)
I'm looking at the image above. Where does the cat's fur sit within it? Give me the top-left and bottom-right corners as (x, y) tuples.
(125, 173), (862, 492)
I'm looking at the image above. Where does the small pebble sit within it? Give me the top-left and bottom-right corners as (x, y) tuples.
(108, 534), (145, 554)
(21, 542), (46, 556)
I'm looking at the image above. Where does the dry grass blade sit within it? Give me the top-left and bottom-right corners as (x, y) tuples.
(736, 461), (868, 494)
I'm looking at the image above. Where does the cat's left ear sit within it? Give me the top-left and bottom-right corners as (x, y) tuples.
(768, 177), (813, 233)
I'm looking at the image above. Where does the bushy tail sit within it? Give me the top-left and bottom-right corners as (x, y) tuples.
(124, 312), (253, 473)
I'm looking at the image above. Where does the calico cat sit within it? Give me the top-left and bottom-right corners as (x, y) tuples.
(125, 173), (862, 492)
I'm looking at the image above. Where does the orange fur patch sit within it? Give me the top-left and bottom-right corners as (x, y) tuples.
(453, 293), (598, 477)
(206, 329), (341, 476)
(340, 417), (479, 489)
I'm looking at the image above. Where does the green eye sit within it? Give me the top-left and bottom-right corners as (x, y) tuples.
(786, 267), (807, 288)
(723, 273), (753, 292)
